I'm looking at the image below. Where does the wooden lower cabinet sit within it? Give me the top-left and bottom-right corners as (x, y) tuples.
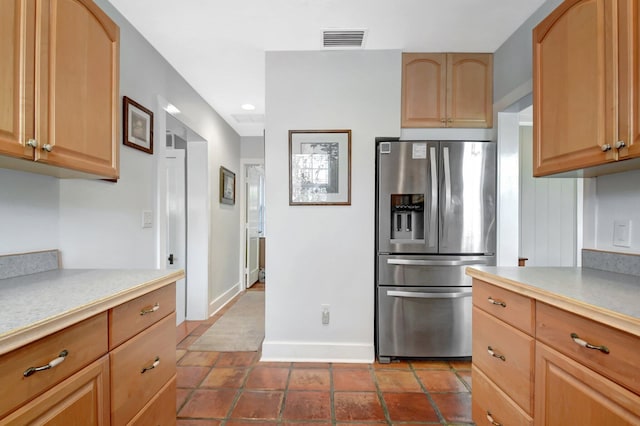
(535, 342), (640, 426)
(0, 355), (110, 426)
(472, 366), (533, 426)
(128, 376), (177, 426)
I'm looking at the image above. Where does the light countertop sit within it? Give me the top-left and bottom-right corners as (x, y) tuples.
(0, 268), (184, 355)
(466, 266), (640, 337)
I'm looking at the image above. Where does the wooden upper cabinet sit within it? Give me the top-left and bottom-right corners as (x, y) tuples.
(533, 0), (640, 176)
(0, 0), (35, 160)
(0, 0), (119, 179)
(402, 52), (493, 128)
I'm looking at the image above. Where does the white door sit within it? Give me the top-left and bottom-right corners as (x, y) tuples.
(245, 165), (262, 287)
(166, 148), (187, 323)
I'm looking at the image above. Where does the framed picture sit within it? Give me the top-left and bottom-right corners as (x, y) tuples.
(220, 166), (236, 205)
(123, 96), (154, 154)
(289, 129), (351, 205)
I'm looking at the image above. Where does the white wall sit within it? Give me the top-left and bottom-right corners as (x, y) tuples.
(1, 0), (242, 314)
(241, 136), (265, 159)
(263, 50), (401, 362)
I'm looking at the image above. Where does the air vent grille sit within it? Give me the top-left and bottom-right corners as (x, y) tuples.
(232, 113), (264, 123)
(323, 29), (367, 48)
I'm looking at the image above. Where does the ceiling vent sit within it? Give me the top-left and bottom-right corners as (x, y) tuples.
(232, 113), (264, 123)
(322, 29), (367, 49)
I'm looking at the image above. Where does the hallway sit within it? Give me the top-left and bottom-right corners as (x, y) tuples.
(175, 285), (473, 425)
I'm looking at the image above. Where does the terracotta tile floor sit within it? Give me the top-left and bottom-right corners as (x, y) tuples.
(175, 284), (473, 425)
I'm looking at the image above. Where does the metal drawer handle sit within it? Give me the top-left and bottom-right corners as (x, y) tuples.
(487, 346), (506, 361)
(486, 411), (502, 426)
(141, 356), (160, 374)
(570, 333), (610, 354)
(24, 350), (69, 377)
(487, 297), (506, 307)
(140, 303), (160, 315)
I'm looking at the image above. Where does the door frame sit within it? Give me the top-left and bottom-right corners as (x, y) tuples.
(239, 158), (265, 290)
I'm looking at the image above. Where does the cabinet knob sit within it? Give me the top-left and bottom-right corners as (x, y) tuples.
(615, 140), (626, 149)
(42, 144), (53, 152)
(26, 139), (38, 148)
(601, 144), (612, 152)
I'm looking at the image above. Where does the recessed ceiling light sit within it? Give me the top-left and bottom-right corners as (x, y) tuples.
(164, 103), (180, 115)
(241, 103), (256, 111)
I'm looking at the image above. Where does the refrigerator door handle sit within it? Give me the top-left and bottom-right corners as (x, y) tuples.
(387, 259), (488, 266)
(442, 146), (452, 245)
(429, 146), (438, 248)
(387, 290), (472, 299)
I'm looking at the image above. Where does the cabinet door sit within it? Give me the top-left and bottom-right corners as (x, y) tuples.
(447, 53), (492, 128)
(618, 0), (640, 160)
(535, 342), (640, 426)
(0, 356), (110, 426)
(0, 0), (34, 159)
(36, 0), (119, 178)
(401, 53), (447, 128)
(533, 0), (617, 176)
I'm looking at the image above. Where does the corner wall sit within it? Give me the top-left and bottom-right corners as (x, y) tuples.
(263, 50), (401, 362)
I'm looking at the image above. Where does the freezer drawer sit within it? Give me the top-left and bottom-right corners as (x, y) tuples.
(377, 254), (494, 287)
(377, 286), (472, 359)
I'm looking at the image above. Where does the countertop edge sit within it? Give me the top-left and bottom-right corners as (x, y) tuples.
(0, 270), (185, 356)
(466, 268), (640, 338)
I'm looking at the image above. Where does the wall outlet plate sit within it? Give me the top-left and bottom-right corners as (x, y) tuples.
(613, 219), (631, 247)
(321, 304), (330, 325)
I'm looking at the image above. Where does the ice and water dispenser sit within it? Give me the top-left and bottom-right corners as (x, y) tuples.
(390, 194), (424, 242)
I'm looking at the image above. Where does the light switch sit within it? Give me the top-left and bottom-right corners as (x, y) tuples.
(613, 220), (631, 247)
(142, 210), (153, 229)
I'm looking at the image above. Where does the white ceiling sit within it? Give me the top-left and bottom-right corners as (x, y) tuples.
(106, 0), (546, 137)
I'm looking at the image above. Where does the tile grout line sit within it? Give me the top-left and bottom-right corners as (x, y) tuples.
(409, 361), (448, 425)
(370, 364), (393, 425)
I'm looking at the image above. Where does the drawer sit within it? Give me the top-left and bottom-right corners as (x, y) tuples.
(536, 302), (640, 395)
(128, 375), (176, 426)
(109, 283), (175, 349)
(110, 312), (176, 425)
(472, 366), (533, 426)
(0, 355), (110, 425)
(0, 313), (108, 418)
(473, 279), (535, 335)
(472, 306), (535, 414)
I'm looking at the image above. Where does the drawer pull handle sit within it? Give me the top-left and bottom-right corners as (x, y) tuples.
(24, 350), (69, 377)
(141, 356), (160, 374)
(140, 303), (160, 315)
(486, 411), (502, 426)
(570, 333), (610, 354)
(487, 346), (506, 361)
(487, 297), (506, 307)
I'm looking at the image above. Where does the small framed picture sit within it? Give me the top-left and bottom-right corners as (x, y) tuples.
(220, 166), (236, 205)
(289, 129), (351, 205)
(123, 96), (154, 154)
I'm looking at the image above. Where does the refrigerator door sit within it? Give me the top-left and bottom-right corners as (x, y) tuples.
(439, 141), (496, 254)
(377, 141), (438, 254)
(377, 286), (472, 359)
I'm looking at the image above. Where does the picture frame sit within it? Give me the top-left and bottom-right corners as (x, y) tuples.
(289, 129), (351, 206)
(220, 166), (236, 205)
(123, 96), (154, 154)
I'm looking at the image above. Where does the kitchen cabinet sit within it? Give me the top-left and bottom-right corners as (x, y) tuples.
(470, 276), (640, 426)
(0, 0), (119, 179)
(533, 0), (640, 176)
(401, 53), (493, 128)
(0, 282), (177, 425)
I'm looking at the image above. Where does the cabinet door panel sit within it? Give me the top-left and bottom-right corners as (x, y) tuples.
(37, 0), (119, 178)
(619, 0), (640, 160)
(535, 342), (640, 426)
(533, 0), (616, 176)
(447, 53), (492, 128)
(0, 0), (34, 159)
(401, 53), (447, 128)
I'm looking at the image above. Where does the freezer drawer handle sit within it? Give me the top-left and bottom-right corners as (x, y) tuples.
(386, 290), (471, 299)
(570, 333), (610, 354)
(387, 259), (488, 266)
(486, 411), (502, 426)
(487, 346), (506, 361)
(487, 297), (506, 308)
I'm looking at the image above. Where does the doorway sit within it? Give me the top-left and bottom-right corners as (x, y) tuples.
(241, 161), (265, 289)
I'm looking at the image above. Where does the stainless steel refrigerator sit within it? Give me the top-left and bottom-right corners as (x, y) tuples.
(375, 140), (496, 362)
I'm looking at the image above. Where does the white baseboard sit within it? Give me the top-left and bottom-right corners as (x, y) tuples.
(260, 340), (375, 363)
(208, 281), (242, 317)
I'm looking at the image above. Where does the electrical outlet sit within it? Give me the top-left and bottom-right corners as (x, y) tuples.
(613, 220), (632, 247)
(321, 304), (330, 325)
(142, 210), (153, 228)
